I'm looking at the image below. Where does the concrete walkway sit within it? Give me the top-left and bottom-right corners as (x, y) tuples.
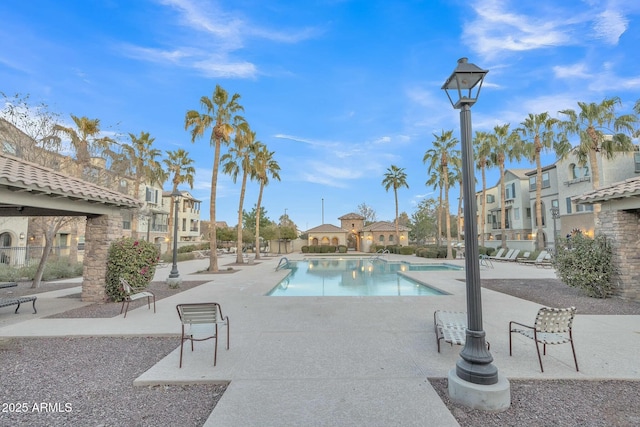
(1, 253), (639, 427)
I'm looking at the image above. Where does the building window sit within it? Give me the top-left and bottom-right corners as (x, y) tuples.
(551, 199), (559, 209)
(526, 208), (531, 219)
(145, 187), (157, 203)
(570, 163), (590, 179)
(529, 176), (536, 192)
(542, 172), (550, 188)
(389, 235), (394, 242)
(379, 235), (384, 242)
(566, 197), (572, 214)
(505, 182), (516, 200)
(486, 194), (495, 203)
(635, 152), (640, 173)
(576, 204), (594, 212)
(514, 208), (520, 220)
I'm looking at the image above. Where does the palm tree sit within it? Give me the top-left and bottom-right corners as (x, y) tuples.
(121, 131), (165, 238)
(425, 170), (443, 247)
(185, 85), (244, 272)
(423, 130), (459, 259)
(559, 97), (637, 216)
(473, 131), (493, 247)
(221, 121), (260, 264)
(489, 124), (523, 249)
(381, 165), (409, 246)
(251, 145), (280, 259)
(54, 115), (115, 176)
(163, 148), (196, 251)
(516, 113), (559, 250)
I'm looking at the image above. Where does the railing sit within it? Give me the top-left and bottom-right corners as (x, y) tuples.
(275, 257), (289, 271)
(0, 246), (74, 268)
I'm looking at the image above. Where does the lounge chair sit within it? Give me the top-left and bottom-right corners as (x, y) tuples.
(509, 306), (579, 372)
(488, 248), (505, 260)
(516, 251), (531, 263)
(434, 310), (490, 353)
(494, 249), (515, 262)
(535, 253), (554, 268)
(176, 302), (230, 367)
(519, 251), (548, 266)
(503, 249), (521, 262)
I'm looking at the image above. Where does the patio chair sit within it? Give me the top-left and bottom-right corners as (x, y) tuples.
(488, 248), (505, 260)
(119, 277), (155, 318)
(509, 306), (579, 373)
(519, 250), (548, 265)
(515, 251), (531, 263)
(176, 302), (230, 368)
(494, 249), (515, 262)
(504, 249), (520, 262)
(535, 253), (554, 268)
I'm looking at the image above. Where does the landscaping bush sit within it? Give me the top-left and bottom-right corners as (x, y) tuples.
(553, 234), (614, 298)
(399, 246), (415, 255)
(338, 245), (347, 253)
(0, 258), (83, 282)
(105, 237), (160, 302)
(301, 245), (309, 253)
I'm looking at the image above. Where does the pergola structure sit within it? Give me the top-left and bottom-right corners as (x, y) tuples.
(0, 153), (140, 302)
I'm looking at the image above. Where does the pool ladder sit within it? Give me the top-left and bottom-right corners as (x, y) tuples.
(369, 249), (389, 262)
(275, 257), (290, 271)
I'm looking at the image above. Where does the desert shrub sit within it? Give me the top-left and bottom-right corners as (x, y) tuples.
(399, 246), (415, 255)
(105, 237), (160, 302)
(0, 258), (83, 282)
(553, 234), (614, 298)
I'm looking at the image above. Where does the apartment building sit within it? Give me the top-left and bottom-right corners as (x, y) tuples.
(163, 190), (201, 244)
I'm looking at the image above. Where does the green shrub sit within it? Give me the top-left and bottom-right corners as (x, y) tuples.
(105, 237), (160, 302)
(0, 258), (83, 282)
(399, 246), (415, 255)
(553, 234), (614, 298)
(338, 245), (347, 253)
(301, 245), (309, 253)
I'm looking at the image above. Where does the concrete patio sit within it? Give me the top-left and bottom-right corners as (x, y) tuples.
(1, 253), (639, 427)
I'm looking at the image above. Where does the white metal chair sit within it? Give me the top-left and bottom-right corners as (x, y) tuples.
(119, 277), (155, 318)
(509, 306), (579, 372)
(176, 302), (230, 367)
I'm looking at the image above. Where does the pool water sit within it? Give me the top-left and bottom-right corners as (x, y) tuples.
(268, 258), (454, 296)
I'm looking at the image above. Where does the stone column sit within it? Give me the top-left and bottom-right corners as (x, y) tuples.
(81, 213), (123, 302)
(597, 209), (640, 301)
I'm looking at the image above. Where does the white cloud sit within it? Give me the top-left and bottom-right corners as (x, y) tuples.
(553, 63), (591, 79)
(593, 9), (628, 44)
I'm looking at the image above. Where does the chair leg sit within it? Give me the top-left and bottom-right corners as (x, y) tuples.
(123, 301), (130, 318)
(534, 340), (544, 373)
(214, 324), (218, 366)
(179, 326), (185, 368)
(226, 320), (230, 350)
(509, 329), (513, 356)
(570, 337), (579, 372)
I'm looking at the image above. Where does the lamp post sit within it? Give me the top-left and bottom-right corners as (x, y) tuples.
(550, 206), (560, 255)
(442, 58), (509, 410)
(168, 189), (181, 281)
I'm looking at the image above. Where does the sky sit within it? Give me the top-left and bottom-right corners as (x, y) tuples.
(2, 0), (640, 230)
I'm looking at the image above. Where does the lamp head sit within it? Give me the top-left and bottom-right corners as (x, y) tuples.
(442, 57), (488, 109)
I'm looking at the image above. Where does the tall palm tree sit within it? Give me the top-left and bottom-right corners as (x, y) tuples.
(516, 113), (559, 250)
(423, 130), (459, 259)
(473, 131), (493, 247)
(251, 145), (280, 260)
(121, 131), (165, 238)
(381, 165), (409, 245)
(489, 124), (523, 249)
(221, 121), (260, 264)
(185, 85), (244, 272)
(559, 97), (637, 216)
(163, 148), (195, 251)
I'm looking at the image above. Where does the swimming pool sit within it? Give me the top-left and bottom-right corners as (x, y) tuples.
(267, 258), (453, 296)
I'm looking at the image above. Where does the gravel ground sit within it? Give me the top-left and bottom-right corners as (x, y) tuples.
(0, 337), (225, 427)
(429, 278), (640, 427)
(2, 276), (640, 426)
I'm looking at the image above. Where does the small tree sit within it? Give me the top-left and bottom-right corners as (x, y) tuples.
(553, 234), (614, 298)
(105, 237), (160, 302)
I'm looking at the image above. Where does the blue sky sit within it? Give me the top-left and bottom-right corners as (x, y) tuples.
(2, 0), (640, 230)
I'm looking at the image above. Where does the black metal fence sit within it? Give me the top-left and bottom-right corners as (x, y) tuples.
(0, 246), (77, 268)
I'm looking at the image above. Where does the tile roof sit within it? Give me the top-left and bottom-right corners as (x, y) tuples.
(338, 212), (364, 220)
(0, 153), (141, 208)
(362, 221), (410, 232)
(573, 175), (640, 204)
(307, 224), (348, 233)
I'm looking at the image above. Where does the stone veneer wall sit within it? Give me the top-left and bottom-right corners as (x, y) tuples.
(597, 209), (640, 301)
(81, 214), (123, 302)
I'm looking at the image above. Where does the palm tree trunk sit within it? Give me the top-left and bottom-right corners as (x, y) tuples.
(235, 171), (248, 264)
(208, 139), (221, 272)
(255, 184), (264, 260)
(500, 164), (507, 249)
(535, 150), (544, 250)
(444, 170), (453, 259)
(394, 189), (399, 245)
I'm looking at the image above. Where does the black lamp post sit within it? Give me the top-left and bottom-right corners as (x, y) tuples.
(442, 58), (498, 386)
(550, 206), (560, 254)
(169, 189), (181, 279)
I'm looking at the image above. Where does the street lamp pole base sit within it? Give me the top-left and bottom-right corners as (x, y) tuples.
(166, 276), (182, 287)
(447, 368), (510, 412)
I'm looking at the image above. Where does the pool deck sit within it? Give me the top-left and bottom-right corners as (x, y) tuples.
(1, 252), (639, 426)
